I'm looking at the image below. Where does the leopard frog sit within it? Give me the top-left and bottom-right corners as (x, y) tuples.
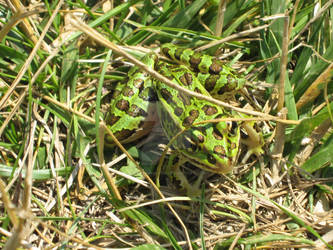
(106, 44), (249, 174)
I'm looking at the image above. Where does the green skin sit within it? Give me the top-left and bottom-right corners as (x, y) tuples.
(107, 44), (245, 174)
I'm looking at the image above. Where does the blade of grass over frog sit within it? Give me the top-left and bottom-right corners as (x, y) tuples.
(156, 126), (193, 188)
(103, 121), (192, 243)
(70, 16), (288, 122)
(233, 180), (332, 249)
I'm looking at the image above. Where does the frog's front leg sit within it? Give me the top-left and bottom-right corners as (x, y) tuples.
(240, 120), (264, 163)
(166, 154), (205, 197)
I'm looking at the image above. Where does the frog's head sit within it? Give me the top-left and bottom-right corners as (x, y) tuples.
(177, 122), (240, 174)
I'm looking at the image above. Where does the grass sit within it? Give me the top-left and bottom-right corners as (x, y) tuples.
(0, 0), (333, 249)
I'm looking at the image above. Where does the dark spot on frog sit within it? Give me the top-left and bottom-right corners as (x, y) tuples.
(161, 47), (171, 58)
(174, 48), (183, 60)
(128, 104), (147, 117)
(194, 87), (202, 94)
(122, 86), (134, 97)
(217, 81), (237, 95)
(179, 72), (193, 86)
(209, 61), (223, 74)
(107, 114), (120, 126)
(214, 145), (226, 157)
(215, 114), (223, 119)
(202, 105), (218, 116)
(182, 110), (199, 127)
(189, 53), (202, 69)
(177, 92), (192, 106)
(194, 126), (207, 136)
(112, 89), (122, 97)
(113, 129), (135, 140)
(160, 88), (173, 103)
(183, 117), (194, 127)
(174, 107), (183, 116)
(230, 142), (237, 150)
(116, 99), (129, 111)
(204, 75), (219, 92)
(212, 126), (224, 140)
(196, 133), (205, 143)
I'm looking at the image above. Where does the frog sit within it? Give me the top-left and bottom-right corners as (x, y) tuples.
(105, 43), (263, 191)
